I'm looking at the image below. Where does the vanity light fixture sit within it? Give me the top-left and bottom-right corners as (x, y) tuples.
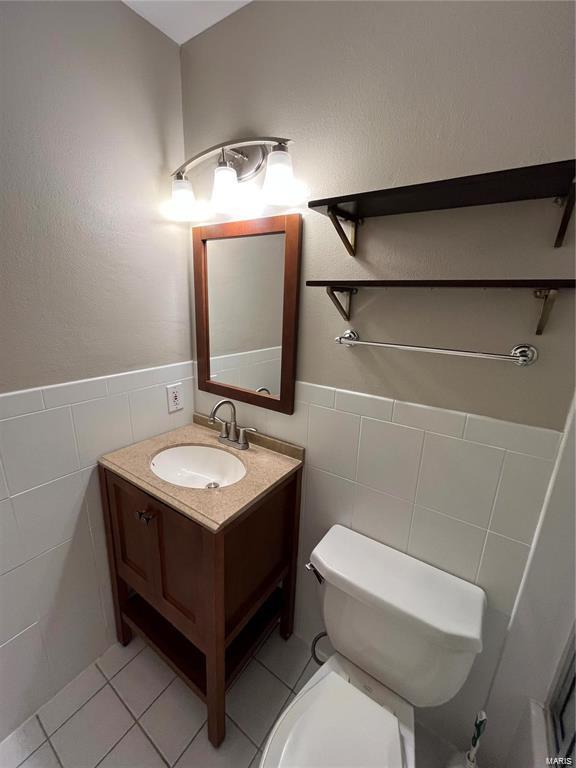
(164, 136), (308, 221)
(211, 149), (239, 213)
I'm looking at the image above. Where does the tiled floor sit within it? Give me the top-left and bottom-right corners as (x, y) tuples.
(0, 628), (319, 768)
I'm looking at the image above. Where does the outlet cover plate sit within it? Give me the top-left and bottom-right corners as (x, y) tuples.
(166, 383), (183, 413)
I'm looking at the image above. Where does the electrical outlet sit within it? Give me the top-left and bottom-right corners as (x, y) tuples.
(166, 383), (183, 413)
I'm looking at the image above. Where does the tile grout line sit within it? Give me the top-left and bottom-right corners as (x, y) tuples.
(405, 429), (427, 552)
(87, 684), (138, 768)
(134, 721), (171, 767)
(36, 715), (64, 768)
(252, 655), (309, 694)
(167, 718), (207, 767)
(38, 673), (110, 743)
(473, 449), (509, 584)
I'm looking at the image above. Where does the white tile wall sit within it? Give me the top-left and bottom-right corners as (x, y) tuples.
(0, 365), (563, 746)
(0, 361), (195, 740)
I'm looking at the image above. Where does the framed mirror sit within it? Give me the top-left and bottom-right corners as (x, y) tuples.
(193, 214), (302, 414)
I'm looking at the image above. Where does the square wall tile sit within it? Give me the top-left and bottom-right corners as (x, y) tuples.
(0, 390), (44, 420)
(0, 624), (55, 742)
(300, 468), (355, 557)
(464, 416), (560, 460)
(129, 380), (194, 443)
(72, 394), (132, 468)
(266, 401), (309, 447)
(50, 685), (133, 768)
(0, 460), (8, 500)
(357, 418), (424, 501)
(140, 677), (206, 765)
(476, 532), (529, 615)
(408, 506), (485, 582)
(38, 664), (106, 735)
(335, 389), (393, 421)
(226, 660), (290, 745)
(0, 716), (45, 768)
(0, 559), (40, 645)
(99, 724), (165, 768)
(0, 499), (25, 575)
(295, 382), (335, 408)
(110, 646), (175, 718)
(351, 484), (413, 551)
(490, 453), (554, 544)
(107, 367), (163, 395)
(43, 378), (108, 409)
(12, 471), (89, 560)
(307, 406), (360, 479)
(393, 401), (466, 437)
(0, 408), (79, 495)
(416, 434), (504, 527)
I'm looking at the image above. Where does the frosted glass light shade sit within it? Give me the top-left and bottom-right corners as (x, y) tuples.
(262, 147), (309, 206)
(162, 176), (201, 221)
(262, 148), (294, 205)
(212, 164), (239, 214)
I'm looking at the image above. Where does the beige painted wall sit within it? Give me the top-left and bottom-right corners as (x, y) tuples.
(0, 1), (191, 393)
(181, 1), (575, 429)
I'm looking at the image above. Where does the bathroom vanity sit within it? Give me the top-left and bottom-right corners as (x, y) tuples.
(98, 418), (303, 747)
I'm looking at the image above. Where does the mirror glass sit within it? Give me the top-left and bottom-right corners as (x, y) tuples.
(206, 234), (285, 398)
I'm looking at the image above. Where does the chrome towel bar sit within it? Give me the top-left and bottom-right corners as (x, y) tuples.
(335, 329), (538, 367)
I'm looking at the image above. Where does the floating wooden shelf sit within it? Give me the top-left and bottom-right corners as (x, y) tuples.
(308, 160), (575, 255)
(305, 279), (576, 334)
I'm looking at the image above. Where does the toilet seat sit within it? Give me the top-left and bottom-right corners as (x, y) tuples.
(260, 671), (404, 768)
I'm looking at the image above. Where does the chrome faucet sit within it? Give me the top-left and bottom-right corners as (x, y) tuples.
(209, 399), (238, 442)
(208, 400), (257, 450)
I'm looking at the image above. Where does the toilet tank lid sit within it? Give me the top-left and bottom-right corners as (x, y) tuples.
(310, 526), (486, 653)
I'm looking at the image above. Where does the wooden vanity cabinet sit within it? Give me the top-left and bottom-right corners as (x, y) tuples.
(99, 466), (302, 747)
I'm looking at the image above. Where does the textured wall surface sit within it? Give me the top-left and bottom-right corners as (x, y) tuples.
(0, 1), (191, 393)
(181, 1), (575, 428)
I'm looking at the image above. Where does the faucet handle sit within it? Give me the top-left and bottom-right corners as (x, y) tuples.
(210, 415), (228, 439)
(237, 426), (257, 450)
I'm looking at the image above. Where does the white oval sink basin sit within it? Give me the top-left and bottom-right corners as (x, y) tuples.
(150, 446), (246, 489)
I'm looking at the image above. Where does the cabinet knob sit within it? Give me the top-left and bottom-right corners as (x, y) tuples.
(136, 509), (155, 525)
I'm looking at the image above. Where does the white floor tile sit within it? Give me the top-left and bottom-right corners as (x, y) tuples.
(37, 664), (106, 735)
(248, 750), (262, 768)
(293, 658), (321, 694)
(175, 718), (256, 768)
(19, 742), (60, 768)
(226, 660), (291, 746)
(110, 647), (175, 718)
(50, 685), (133, 768)
(99, 725), (166, 768)
(256, 630), (310, 689)
(0, 716), (45, 768)
(97, 637), (145, 679)
(140, 678), (206, 765)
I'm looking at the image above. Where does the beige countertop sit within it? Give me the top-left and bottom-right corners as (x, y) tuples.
(99, 419), (303, 532)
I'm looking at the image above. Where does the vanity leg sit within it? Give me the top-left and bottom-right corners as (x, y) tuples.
(206, 531), (226, 747)
(280, 470), (302, 640)
(99, 466), (132, 646)
(206, 650), (226, 747)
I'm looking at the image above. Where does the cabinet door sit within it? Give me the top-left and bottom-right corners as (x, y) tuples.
(153, 504), (211, 651)
(106, 473), (159, 601)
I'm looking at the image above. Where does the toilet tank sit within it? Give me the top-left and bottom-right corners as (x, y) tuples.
(310, 526), (486, 708)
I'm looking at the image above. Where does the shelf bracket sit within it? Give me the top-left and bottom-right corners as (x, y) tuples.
(554, 180), (575, 248)
(326, 286), (357, 321)
(327, 206), (359, 257)
(534, 288), (558, 335)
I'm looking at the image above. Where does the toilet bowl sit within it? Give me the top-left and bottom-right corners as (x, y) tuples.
(261, 525), (486, 768)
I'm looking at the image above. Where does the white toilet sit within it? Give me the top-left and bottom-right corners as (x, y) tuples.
(261, 525), (486, 768)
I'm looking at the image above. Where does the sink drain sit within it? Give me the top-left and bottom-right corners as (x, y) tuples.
(205, 481), (220, 489)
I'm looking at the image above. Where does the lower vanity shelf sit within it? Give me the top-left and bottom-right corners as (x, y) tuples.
(99, 462), (302, 748)
(122, 587), (284, 701)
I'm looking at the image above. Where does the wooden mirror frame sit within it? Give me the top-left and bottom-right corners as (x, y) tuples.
(193, 214), (302, 414)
